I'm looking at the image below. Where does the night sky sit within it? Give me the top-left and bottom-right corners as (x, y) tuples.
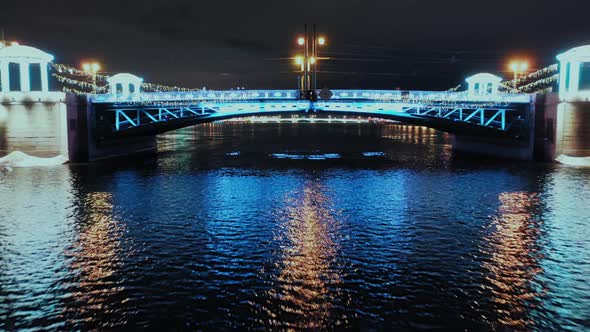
(2, 0), (589, 90)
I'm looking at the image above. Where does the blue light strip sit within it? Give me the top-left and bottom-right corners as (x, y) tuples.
(90, 89), (532, 104)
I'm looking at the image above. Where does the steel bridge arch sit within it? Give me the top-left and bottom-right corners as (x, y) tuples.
(103, 107), (527, 140)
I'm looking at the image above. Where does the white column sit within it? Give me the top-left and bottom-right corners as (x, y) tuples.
(0, 61), (9, 92)
(19, 62), (30, 92)
(122, 83), (129, 95)
(569, 61), (581, 95)
(558, 61), (567, 94)
(40, 62), (49, 92)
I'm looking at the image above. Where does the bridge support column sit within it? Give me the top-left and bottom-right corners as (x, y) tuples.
(0, 92), (69, 159)
(66, 96), (157, 162)
(452, 135), (535, 160)
(530, 93), (590, 162)
(532, 43), (590, 162)
(452, 103), (536, 160)
(554, 101), (590, 158)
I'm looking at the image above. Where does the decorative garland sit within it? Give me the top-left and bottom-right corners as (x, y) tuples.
(53, 61), (558, 96)
(516, 74), (558, 93)
(447, 84), (462, 92)
(52, 73), (108, 92)
(52, 63), (204, 93)
(51, 63), (110, 80)
(62, 86), (94, 95)
(452, 64), (559, 94)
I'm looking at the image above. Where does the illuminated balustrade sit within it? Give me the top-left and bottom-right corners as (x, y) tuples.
(89, 89), (530, 104)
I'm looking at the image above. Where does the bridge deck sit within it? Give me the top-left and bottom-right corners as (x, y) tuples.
(89, 90), (532, 138)
(89, 89), (532, 105)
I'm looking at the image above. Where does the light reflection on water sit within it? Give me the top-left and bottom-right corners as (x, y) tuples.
(61, 191), (127, 328)
(0, 123), (589, 331)
(259, 181), (344, 329)
(482, 191), (544, 329)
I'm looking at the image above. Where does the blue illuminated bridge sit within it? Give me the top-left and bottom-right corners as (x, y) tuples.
(6, 43), (590, 162)
(90, 89), (533, 139)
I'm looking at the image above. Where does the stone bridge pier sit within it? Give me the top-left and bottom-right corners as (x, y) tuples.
(532, 46), (590, 162)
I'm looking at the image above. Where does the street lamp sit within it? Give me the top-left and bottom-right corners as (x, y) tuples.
(509, 60), (528, 92)
(294, 55), (304, 92)
(295, 24), (326, 98)
(82, 62), (101, 93)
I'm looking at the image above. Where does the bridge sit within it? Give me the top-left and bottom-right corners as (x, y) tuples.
(1, 43), (590, 162)
(90, 87), (532, 139)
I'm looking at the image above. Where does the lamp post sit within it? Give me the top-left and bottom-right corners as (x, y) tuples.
(294, 55), (304, 92)
(509, 60), (528, 92)
(82, 62), (101, 93)
(294, 24), (326, 100)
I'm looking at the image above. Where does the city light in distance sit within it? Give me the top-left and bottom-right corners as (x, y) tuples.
(297, 37), (305, 46)
(294, 55), (303, 65)
(318, 37), (326, 45)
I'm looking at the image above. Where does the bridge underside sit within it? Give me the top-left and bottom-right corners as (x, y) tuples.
(104, 111), (521, 140)
(93, 101), (530, 141)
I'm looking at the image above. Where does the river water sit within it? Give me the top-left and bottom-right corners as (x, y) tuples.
(1, 123), (589, 331)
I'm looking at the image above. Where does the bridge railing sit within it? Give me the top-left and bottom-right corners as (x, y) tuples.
(89, 89), (532, 105)
(327, 90), (531, 104)
(90, 90), (300, 104)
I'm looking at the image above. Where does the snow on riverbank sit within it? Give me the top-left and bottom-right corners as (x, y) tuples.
(555, 154), (590, 167)
(0, 151), (67, 169)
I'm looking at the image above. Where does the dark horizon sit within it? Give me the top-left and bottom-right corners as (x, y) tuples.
(1, 0), (590, 90)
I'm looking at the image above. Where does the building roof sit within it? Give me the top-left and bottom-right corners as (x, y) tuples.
(465, 73), (502, 83)
(556, 45), (590, 62)
(0, 45), (54, 62)
(107, 73), (144, 84)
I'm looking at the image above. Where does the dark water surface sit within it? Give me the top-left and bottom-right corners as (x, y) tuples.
(1, 123), (589, 331)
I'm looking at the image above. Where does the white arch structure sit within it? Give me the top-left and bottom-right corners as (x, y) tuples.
(107, 73), (143, 96)
(465, 73), (502, 96)
(557, 45), (590, 101)
(0, 45), (54, 92)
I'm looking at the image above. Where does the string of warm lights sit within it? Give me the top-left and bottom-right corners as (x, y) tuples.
(447, 84), (462, 92)
(534, 86), (554, 94)
(53, 60), (556, 96)
(516, 74), (558, 93)
(141, 82), (202, 92)
(51, 63), (110, 80)
(503, 64), (558, 87)
(62, 86), (94, 95)
(52, 62), (204, 93)
(52, 73), (108, 92)
(456, 64), (559, 94)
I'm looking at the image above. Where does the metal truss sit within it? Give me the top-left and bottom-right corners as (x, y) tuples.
(113, 106), (216, 131)
(109, 104), (515, 132)
(108, 101), (311, 131)
(403, 106), (508, 130)
(103, 98), (524, 133)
